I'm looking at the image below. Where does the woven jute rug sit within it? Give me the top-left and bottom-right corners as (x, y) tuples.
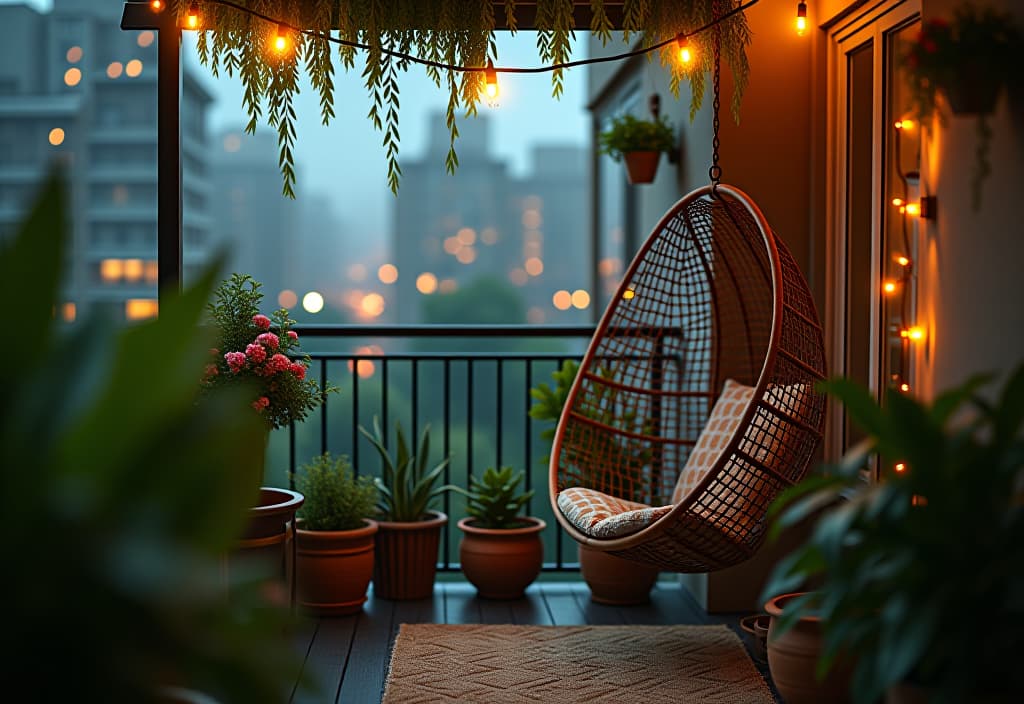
(382, 623), (774, 703)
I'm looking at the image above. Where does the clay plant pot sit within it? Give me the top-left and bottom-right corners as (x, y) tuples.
(458, 517), (546, 599)
(578, 543), (659, 605)
(373, 510), (447, 600)
(764, 592), (854, 704)
(739, 613), (771, 665)
(941, 69), (1002, 116)
(295, 518), (378, 616)
(623, 150), (661, 184)
(229, 487), (304, 604)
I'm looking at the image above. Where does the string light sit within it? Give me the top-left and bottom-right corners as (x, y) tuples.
(795, 2), (808, 36)
(676, 34), (692, 64)
(900, 382), (911, 392)
(896, 255), (911, 267)
(894, 118), (915, 130)
(274, 23), (288, 52)
(900, 326), (926, 341)
(895, 462), (906, 473)
(484, 59), (499, 104)
(883, 280), (898, 295)
(150, 0), (163, 11)
(186, 2), (199, 29)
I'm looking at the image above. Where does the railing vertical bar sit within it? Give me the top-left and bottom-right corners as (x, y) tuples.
(467, 360), (474, 485)
(443, 359), (451, 569)
(525, 358), (533, 519)
(412, 359), (419, 444)
(320, 358), (328, 457)
(555, 356), (564, 570)
(351, 357), (361, 477)
(381, 359), (389, 450)
(496, 358), (503, 468)
(288, 421), (296, 491)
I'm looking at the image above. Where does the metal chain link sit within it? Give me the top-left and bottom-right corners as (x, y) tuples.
(708, 1), (723, 195)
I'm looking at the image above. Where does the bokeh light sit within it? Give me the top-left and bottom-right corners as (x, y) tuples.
(303, 291), (325, 313)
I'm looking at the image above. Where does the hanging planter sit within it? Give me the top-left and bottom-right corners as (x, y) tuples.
(623, 151), (663, 184)
(940, 69), (1002, 116)
(598, 113), (676, 186)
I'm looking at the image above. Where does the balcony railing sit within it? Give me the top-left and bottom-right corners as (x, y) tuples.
(271, 324), (595, 572)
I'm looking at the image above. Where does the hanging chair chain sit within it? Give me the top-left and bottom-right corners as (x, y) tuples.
(708, 1), (723, 195)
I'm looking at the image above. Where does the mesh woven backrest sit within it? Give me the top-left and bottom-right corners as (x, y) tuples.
(550, 185), (826, 572)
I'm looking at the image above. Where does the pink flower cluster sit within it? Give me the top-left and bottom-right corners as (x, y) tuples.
(251, 396), (270, 411)
(218, 320), (308, 384)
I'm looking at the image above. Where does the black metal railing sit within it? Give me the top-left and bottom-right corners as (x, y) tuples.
(269, 324), (594, 572)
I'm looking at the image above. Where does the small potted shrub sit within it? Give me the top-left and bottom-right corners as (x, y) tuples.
(453, 466), (546, 600)
(761, 364), (1024, 704)
(597, 113), (676, 184)
(359, 418), (451, 600)
(291, 453), (379, 615)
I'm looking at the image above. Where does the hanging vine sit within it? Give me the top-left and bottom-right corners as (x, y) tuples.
(175, 0), (754, 197)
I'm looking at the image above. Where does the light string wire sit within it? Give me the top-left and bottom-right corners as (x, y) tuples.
(179, 0), (760, 74)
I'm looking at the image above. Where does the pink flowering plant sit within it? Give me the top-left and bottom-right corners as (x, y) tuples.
(202, 273), (334, 430)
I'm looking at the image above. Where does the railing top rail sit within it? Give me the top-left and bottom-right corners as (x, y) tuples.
(291, 324), (596, 337)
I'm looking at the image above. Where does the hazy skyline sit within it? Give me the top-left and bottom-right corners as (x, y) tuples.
(7, 1), (591, 240)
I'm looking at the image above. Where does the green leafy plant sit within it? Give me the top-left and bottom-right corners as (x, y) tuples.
(598, 113), (676, 161)
(188, 0), (751, 196)
(202, 273), (335, 430)
(0, 170), (298, 702)
(761, 367), (1024, 704)
(292, 452), (378, 531)
(359, 417), (452, 522)
(902, 4), (1023, 209)
(454, 466), (534, 529)
(529, 360), (655, 502)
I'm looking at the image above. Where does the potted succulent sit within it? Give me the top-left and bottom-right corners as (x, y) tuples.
(530, 360), (660, 604)
(761, 364), (1024, 704)
(902, 4), (1023, 209)
(597, 113), (676, 184)
(453, 466), (546, 599)
(291, 452), (379, 615)
(359, 418), (452, 600)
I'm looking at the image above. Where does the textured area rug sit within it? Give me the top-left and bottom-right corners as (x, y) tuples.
(382, 623), (774, 703)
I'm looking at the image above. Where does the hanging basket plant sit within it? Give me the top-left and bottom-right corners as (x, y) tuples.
(172, 0), (753, 197)
(902, 3), (1023, 210)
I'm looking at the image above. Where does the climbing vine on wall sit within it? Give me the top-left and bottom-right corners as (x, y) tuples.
(179, 0), (752, 197)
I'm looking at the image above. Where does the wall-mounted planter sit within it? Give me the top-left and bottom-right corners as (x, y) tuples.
(623, 151), (662, 184)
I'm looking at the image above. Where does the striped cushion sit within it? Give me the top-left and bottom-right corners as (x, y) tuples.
(557, 486), (674, 538)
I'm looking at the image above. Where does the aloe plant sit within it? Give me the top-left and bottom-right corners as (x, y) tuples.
(454, 466), (534, 529)
(359, 418), (451, 522)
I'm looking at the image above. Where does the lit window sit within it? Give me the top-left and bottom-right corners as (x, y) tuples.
(416, 273), (438, 294)
(64, 68), (82, 86)
(443, 237), (461, 254)
(125, 299), (158, 321)
(66, 46), (83, 63)
(377, 263), (398, 284)
(144, 260), (159, 284)
(125, 59), (143, 78)
(137, 31), (155, 48)
(48, 128), (65, 146)
(360, 293), (385, 317)
(62, 302), (76, 322)
(552, 290), (571, 310)
(100, 259), (124, 282)
(571, 289), (591, 309)
(456, 227), (476, 245)
(524, 257), (544, 276)
(106, 62), (123, 79)
(123, 258), (144, 282)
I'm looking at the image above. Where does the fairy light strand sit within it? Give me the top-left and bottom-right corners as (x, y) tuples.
(167, 0), (760, 75)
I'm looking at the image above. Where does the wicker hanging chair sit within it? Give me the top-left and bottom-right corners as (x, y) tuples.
(548, 184), (826, 573)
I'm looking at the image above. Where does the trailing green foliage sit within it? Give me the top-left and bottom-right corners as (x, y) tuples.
(0, 169), (299, 702)
(598, 113), (676, 161)
(454, 465), (534, 529)
(359, 417), (452, 521)
(185, 0), (752, 196)
(761, 368), (1024, 704)
(293, 452), (379, 531)
(203, 273), (336, 430)
(529, 360), (655, 502)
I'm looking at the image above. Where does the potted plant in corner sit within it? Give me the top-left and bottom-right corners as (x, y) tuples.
(202, 273), (335, 594)
(291, 452), (379, 615)
(598, 113), (676, 184)
(530, 360), (660, 605)
(360, 417), (451, 600)
(902, 4), (1022, 209)
(761, 364), (1024, 704)
(453, 466), (546, 599)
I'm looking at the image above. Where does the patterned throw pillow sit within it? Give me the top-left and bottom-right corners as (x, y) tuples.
(671, 379), (755, 504)
(557, 486), (674, 539)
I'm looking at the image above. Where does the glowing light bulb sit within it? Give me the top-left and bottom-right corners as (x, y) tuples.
(895, 462), (906, 473)
(186, 2), (199, 29)
(891, 197), (904, 207)
(150, 0), (163, 11)
(274, 24), (287, 52)
(622, 289), (636, 300)
(904, 202), (921, 217)
(484, 60), (498, 105)
(676, 35), (692, 64)
(796, 2), (808, 36)
(883, 280), (898, 295)
(894, 119), (915, 130)
(896, 255), (911, 267)
(900, 326), (926, 341)
(900, 382), (911, 392)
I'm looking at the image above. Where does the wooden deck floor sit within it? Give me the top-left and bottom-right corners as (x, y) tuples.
(288, 579), (778, 703)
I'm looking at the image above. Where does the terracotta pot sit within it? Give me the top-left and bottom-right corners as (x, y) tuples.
(295, 518), (378, 615)
(373, 510), (447, 600)
(578, 544), (659, 605)
(740, 613), (771, 664)
(764, 592), (853, 704)
(623, 150), (661, 184)
(458, 517), (546, 599)
(941, 71), (1002, 116)
(229, 487), (304, 603)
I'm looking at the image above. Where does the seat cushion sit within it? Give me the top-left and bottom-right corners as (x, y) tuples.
(557, 486), (674, 539)
(672, 378), (755, 504)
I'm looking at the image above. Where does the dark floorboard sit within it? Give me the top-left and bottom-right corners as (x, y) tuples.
(290, 579), (775, 703)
